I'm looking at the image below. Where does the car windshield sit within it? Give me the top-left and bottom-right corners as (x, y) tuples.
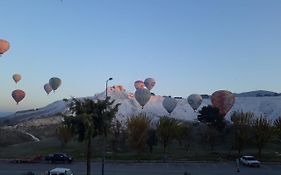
(246, 157), (256, 161)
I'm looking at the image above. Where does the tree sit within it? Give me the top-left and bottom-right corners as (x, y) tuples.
(230, 111), (253, 155)
(174, 122), (193, 152)
(252, 116), (274, 157)
(156, 116), (179, 153)
(273, 116), (281, 142)
(56, 124), (73, 151)
(109, 119), (125, 153)
(197, 123), (219, 150)
(197, 105), (226, 150)
(147, 128), (158, 154)
(197, 105), (226, 132)
(63, 97), (119, 175)
(127, 113), (151, 154)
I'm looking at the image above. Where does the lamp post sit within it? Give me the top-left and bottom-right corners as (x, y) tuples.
(102, 77), (113, 175)
(105, 77), (113, 99)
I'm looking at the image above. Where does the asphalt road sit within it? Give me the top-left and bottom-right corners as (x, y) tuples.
(0, 161), (280, 175)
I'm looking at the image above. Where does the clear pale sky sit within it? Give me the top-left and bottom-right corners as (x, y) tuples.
(1, 0), (281, 112)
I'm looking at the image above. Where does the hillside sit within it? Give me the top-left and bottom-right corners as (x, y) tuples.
(1, 86), (281, 126)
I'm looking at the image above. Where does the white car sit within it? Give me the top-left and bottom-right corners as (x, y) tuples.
(48, 167), (74, 175)
(240, 155), (261, 167)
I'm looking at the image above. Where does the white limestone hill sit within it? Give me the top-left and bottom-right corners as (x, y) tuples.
(1, 85), (281, 125)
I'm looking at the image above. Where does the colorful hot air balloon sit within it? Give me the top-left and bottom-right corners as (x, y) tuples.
(211, 90), (235, 116)
(134, 80), (145, 90)
(49, 77), (62, 91)
(134, 88), (151, 108)
(44, 83), (53, 95)
(187, 94), (203, 111)
(0, 39), (10, 55)
(12, 89), (25, 104)
(144, 78), (156, 90)
(12, 74), (22, 83)
(162, 96), (177, 114)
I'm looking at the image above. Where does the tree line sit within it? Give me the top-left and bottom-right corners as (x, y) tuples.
(56, 98), (281, 175)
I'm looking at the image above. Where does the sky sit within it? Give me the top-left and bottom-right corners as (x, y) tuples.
(0, 0), (281, 112)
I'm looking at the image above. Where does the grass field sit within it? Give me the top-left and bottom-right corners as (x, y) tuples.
(0, 136), (280, 162)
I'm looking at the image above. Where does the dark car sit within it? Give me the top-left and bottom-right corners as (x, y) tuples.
(45, 153), (73, 164)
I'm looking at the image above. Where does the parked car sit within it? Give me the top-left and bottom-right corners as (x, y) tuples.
(11, 155), (43, 164)
(45, 153), (73, 164)
(240, 155), (261, 167)
(47, 167), (74, 175)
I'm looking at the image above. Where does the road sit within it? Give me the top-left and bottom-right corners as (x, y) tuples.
(0, 161), (280, 175)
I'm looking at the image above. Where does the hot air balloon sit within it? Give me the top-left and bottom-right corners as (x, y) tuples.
(187, 94), (203, 111)
(44, 83), (53, 95)
(0, 39), (10, 55)
(12, 89), (25, 104)
(134, 88), (151, 108)
(134, 80), (145, 90)
(162, 96), (177, 114)
(49, 77), (62, 91)
(144, 78), (156, 90)
(211, 90), (235, 116)
(12, 74), (22, 83)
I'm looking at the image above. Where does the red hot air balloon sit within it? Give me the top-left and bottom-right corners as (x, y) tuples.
(0, 39), (10, 55)
(211, 90), (235, 116)
(12, 89), (25, 104)
(134, 80), (145, 90)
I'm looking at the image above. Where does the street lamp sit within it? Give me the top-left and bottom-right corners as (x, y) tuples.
(105, 77), (113, 99)
(102, 77), (113, 175)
